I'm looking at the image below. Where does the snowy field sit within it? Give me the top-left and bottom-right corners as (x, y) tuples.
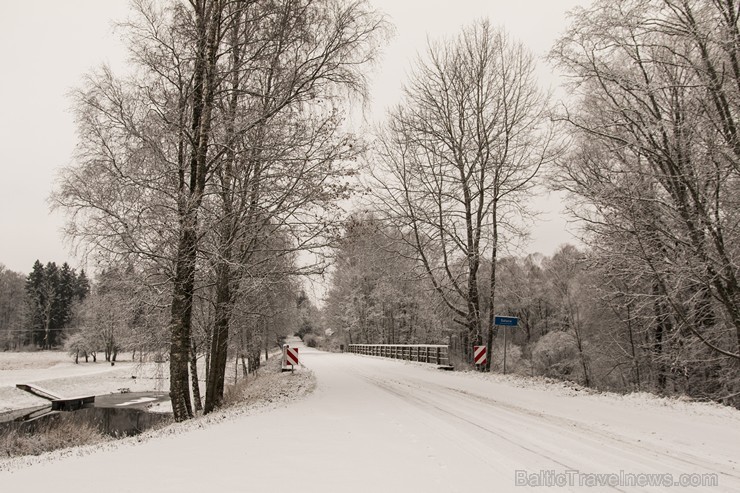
(1, 342), (739, 492)
(0, 351), (170, 413)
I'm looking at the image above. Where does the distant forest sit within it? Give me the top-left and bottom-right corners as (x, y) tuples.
(0, 261), (88, 349)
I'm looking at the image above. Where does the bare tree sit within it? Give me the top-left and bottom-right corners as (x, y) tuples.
(55, 0), (388, 420)
(552, 0), (740, 356)
(372, 20), (556, 367)
(550, 0), (740, 402)
(200, 0), (387, 413)
(0, 266), (27, 350)
(545, 246), (593, 387)
(323, 214), (445, 347)
(56, 0), (220, 421)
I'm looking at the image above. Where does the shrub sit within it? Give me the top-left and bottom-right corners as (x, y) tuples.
(0, 417), (108, 458)
(532, 331), (579, 380)
(302, 334), (318, 348)
(490, 343), (524, 374)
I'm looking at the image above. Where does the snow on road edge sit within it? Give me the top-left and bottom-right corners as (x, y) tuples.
(352, 354), (740, 420)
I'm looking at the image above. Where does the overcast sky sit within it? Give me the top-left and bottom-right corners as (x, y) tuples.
(0, 0), (589, 275)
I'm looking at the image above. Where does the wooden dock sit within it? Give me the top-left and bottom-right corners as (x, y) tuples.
(16, 383), (95, 411)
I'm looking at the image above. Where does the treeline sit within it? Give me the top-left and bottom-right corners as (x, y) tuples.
(26, 261), (89, 348)
(322, 0), (740, 408)
(323, 215), (447, 347)
(551, 0), (740, 405)
(0, 261), (89, 350)
(324, 214), (739, 406)
(0, 265), (26, 349)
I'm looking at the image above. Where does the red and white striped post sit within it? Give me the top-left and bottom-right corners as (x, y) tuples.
(286, 347), (299, 366)
(282, 346), (299, 372)
(473, 345), (487, 367)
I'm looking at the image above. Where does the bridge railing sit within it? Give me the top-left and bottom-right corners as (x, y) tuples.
(348, 344), (450, 366)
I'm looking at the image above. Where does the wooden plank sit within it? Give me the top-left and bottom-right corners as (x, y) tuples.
(16, 384), (62, 401)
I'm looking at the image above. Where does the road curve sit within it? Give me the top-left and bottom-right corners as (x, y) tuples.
(1, 344), (738, 493)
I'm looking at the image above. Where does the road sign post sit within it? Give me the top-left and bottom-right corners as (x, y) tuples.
(494, 316), (518, 326)
(504, 324), (507, 375)
(494, 316), (519, 375)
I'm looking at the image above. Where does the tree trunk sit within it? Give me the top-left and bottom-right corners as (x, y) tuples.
(204, 262), (231, 414)
(203, 2), (244, 414)
(485, 208), (499, 372)
(575, 330), (591, 387)
(653, 283), (670, 392)
(168, 0), (222, 422)
(241, 354), (248, 378)
(169, 227), (197, 421)
(465, 216), (483, 352)
(190, 339), (202, 413)
(626, 303), (641, 390)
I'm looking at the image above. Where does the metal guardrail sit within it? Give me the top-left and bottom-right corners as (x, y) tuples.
(348, 344), (451, 366)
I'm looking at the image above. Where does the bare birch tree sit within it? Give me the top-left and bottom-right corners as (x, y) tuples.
(55, 0), (388, 420)
(372, 20), (556, 367)
(200, 0), (387, 413)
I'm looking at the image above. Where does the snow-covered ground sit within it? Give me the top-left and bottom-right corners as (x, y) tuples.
(0, 351), (170, 413)
(2, 342), (739, 492)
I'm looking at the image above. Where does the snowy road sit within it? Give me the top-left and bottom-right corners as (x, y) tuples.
(2, 344), (739, 492)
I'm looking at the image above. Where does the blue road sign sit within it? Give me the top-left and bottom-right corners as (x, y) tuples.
(494, 316), (519, 326)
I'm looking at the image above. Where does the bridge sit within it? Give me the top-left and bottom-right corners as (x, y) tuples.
(347, 343), (452, 368)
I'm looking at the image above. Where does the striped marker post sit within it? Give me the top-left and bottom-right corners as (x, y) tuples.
(281, 345), (299, 372)
(473, 345), (487, 366)
(286, 347), (299, 366)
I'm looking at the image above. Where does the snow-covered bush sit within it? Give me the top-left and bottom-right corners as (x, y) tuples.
(491, 343), (525, 374)
(64, 331), (97, 364)
(532, 331), (580, 380)
(302, 334), (318, 348)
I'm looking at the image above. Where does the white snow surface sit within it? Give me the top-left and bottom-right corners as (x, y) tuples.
(2, 341), (739, 492)
(0, 352), (170, 412)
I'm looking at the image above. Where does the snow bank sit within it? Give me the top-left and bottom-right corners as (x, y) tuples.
(374, 355), (739, 419)
(0, 359), (315, 472)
